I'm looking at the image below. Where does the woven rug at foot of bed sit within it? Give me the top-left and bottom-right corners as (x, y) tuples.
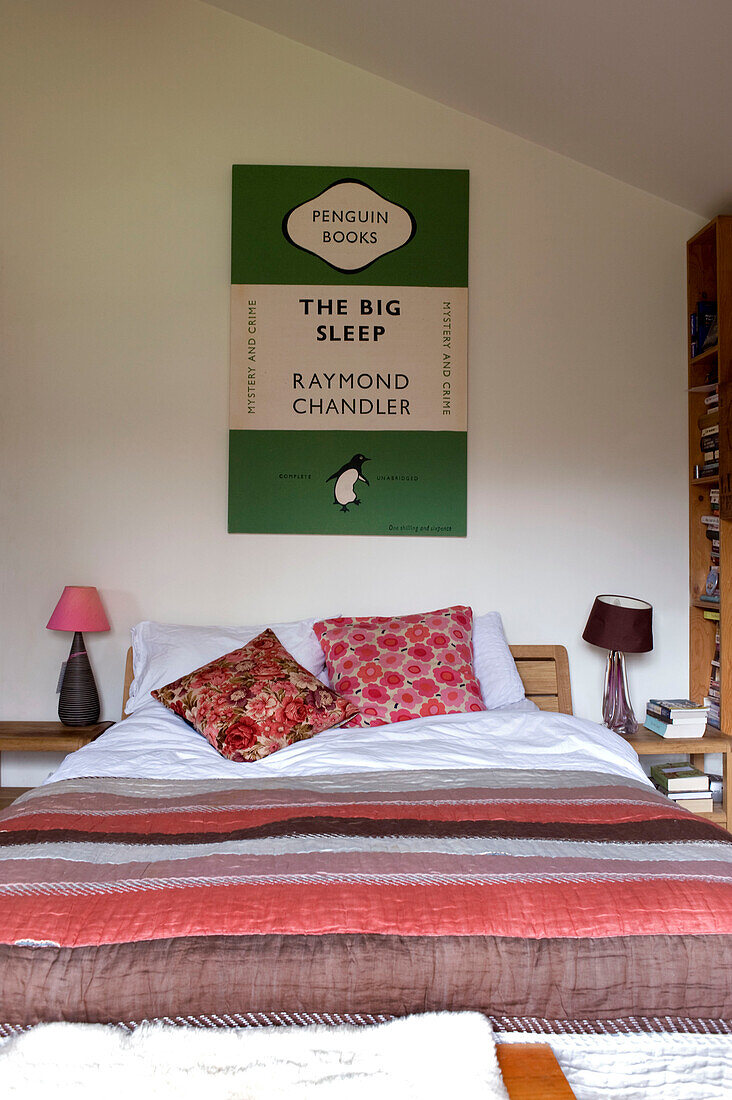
(0, 1012), (509, 1100)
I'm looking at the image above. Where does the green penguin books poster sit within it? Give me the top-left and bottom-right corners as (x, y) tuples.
(229, 165), (468, 536)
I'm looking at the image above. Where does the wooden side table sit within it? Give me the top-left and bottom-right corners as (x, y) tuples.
(622, 726), (732, 831)
(0, 721), (112, 809)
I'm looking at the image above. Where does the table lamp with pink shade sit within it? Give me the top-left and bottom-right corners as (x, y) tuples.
(47, 586), (110, 726)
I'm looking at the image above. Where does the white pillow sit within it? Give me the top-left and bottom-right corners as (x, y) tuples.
(472, 612), (525, 708)
(126, 618), (325, 715)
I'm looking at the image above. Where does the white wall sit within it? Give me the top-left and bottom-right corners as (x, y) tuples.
(1, 0), (704, 784)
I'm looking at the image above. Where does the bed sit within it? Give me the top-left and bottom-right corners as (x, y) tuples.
(0, 615), (731, 1098)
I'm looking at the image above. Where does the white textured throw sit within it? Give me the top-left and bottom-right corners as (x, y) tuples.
(0, 1013), (509, 1100)
(499, 1031), (732, 1100)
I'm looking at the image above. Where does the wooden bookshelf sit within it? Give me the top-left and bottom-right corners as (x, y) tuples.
(687, 217), (732, 778)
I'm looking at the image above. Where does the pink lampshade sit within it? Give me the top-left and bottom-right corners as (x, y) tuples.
(46, 586), (110, 633)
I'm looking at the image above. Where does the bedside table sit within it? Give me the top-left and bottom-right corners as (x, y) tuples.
(0, 722), (112, 810)
(622, 726), (732, 831)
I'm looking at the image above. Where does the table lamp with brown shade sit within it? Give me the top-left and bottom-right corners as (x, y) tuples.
(582, 594), (653, 736)
(47, 586), (110, 726)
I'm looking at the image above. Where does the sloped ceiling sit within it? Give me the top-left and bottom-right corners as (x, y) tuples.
(203, 0), (732, 217)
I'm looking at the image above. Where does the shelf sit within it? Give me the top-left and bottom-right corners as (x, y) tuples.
(690, 345), (719, 365)
(633, 727), (732, 752)
(700, 809), (727, 824)
(691, 599), (721, 610)
(0, 722), (112, 752)
(691, 476), (719, 485)
(688, 383), (718, 393)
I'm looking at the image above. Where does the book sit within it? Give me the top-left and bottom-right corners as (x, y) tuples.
(646, 707), (711, 723)
(697, 300), (718, 350)
(702, 317), (719, 351)
(703, 609), (721, 621)
(708, 773), (724, 804)
(701, 424), (719, 440)
(650, 763), (710, 792)
(701, 515), (720, 529)
(647, 698), (709, 717)
(644, 713), (707, 738)
(667, 794), (714, 813)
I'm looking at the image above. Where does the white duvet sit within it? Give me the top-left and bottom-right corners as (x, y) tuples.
(45, 699), (652, 787)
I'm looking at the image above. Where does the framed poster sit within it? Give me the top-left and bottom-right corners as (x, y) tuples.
(229, 165), (468, 536)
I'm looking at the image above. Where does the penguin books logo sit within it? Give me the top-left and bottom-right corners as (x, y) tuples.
(327, 454), (370, 512)
(283, 180), (416, 274)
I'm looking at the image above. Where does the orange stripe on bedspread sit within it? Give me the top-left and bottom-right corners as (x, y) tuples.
(3, 879), (732, 948)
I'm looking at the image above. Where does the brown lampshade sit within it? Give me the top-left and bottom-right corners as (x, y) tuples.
(582, 595), (653, 653)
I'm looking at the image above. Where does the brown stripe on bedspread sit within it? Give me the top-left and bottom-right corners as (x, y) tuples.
(3, 932), (731, 1026)
(0, 815), (724, 848)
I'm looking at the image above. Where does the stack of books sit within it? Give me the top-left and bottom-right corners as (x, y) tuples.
(645, 698), (709, 738)
(708, 630), (721, 721)
(651, 762), (713, 813)
(700, 424), (719, 470)
(707, 629), (721, 729)
(694, 390), (719, 478)
(701, 489), (720, 604)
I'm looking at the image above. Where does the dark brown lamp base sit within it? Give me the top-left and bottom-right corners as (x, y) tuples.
(58, 631), (100, 726)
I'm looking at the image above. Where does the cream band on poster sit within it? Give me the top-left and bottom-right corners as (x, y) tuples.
(230, 285), (467, 432)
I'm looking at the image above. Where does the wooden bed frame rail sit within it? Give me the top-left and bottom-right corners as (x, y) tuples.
(121, 644), (572, 718)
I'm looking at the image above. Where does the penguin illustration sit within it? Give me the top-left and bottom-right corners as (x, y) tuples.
(327, 454), (370, 512)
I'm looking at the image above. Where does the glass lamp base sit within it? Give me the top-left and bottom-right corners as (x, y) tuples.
(602, 650), (637, 736)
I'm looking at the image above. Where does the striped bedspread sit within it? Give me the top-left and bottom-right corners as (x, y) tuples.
(1, 767), (731, 1034)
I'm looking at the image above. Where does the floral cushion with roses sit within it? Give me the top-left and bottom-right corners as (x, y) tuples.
(151, 629), (359, 762)
(313, 605), (485, 727)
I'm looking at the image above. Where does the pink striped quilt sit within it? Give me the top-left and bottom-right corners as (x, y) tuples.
(0, 766), (731, 1034)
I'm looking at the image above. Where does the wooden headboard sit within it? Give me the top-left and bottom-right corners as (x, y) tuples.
(121, 644), (572, 718)
(509, 645), (572, 714)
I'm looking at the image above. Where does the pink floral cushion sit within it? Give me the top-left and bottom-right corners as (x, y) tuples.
(313, 606), (485, 727)
(151, 629), (359, 762)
